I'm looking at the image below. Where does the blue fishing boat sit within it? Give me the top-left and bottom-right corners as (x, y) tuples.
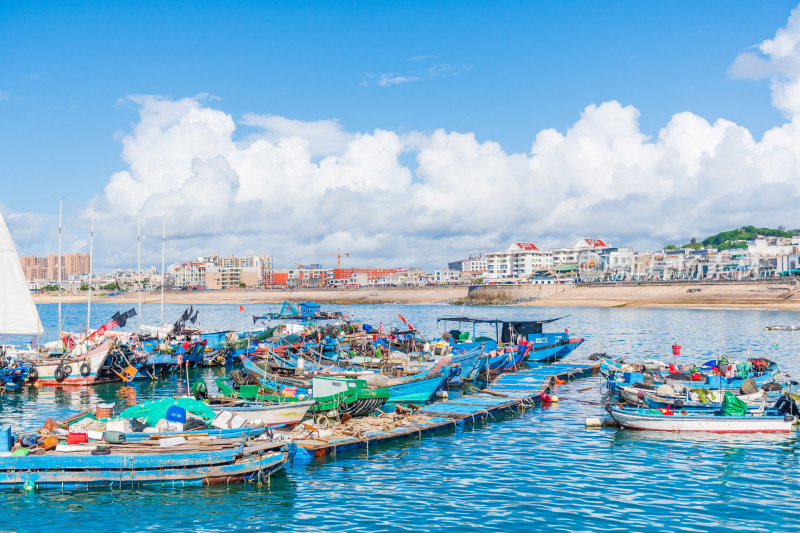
(0, 438), (289, 490)
(605, 358), (781, 394)
(0, 364), (30, 389)
(384, 357), (452, 404)
(441, 344), (483, 385)
(437, 316), (584, 375)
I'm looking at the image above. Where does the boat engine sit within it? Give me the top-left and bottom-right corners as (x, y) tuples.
(774, 395), (799, 417)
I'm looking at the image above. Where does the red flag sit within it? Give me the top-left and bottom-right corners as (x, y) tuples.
(182, 341), (190, 351)
(397, 313), (411, 329)
(239, 305), (245, 312)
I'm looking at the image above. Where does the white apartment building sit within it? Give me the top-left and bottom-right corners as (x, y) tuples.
(176, 262), (206, 288)
(434, 269), (461, 284)
(486, 242), (553, 279)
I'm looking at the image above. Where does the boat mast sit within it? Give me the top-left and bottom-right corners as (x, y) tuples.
(58, 197), (62, 346)
(160, 214), (165, 326)
(87, 203), (94, 332)
(137, 210), (142, 331)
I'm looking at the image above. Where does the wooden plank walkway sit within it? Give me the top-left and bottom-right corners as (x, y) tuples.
(290, 361), (600, 458)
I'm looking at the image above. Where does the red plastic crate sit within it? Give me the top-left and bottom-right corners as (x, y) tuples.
(66, 433), (88, 445)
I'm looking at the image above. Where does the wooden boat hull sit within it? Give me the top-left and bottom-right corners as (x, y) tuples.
(0, 445), (288, 491)
(608, 406), (793, 433)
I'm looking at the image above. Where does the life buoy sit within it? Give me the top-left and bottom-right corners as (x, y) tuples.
(80, 363), (91, 377)
(54, 367), (65, 381)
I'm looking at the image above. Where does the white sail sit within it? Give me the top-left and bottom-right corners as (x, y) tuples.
(0, 210), (44, 334)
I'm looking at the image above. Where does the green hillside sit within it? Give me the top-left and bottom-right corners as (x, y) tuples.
(665, 225), (799, 251)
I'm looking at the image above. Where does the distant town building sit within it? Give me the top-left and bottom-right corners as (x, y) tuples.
(486, 242), (553, 279)
(20, 253), (90, 282)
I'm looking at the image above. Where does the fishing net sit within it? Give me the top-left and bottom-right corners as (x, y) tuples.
(734, 360), (752, 380)
(230, 369), (259, 386)
(119, 398), (216, 426)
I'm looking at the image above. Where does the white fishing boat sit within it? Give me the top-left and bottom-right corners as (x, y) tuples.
(607, 405), (794, 433)
(212, 399), (316, 428)
(26, 339), (115, 387)
(618, 385), (769, 406)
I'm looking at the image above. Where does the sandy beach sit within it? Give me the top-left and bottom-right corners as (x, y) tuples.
(30, 281), (800, 309)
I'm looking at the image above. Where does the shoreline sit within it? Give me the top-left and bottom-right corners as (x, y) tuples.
(30, 282), (800, 310)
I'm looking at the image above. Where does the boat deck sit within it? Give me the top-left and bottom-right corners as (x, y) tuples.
(290, 361), (600, 458)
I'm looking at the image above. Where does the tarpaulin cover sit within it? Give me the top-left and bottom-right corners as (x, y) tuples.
(721, 391), (747, 417)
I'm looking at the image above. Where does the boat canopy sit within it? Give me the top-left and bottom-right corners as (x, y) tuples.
(437, 316), (567, 343)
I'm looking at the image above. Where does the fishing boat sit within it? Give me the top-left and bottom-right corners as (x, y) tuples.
(606, 404), (794, 433)
(364, 356), (452, 404)
(0, 437), (289, 490)
(259, 300), (345, 322)
(206, 398), (316, 428)
(437, 316), (584, 372)
(606, 392), (798, 433)
(221, 359), (390, 417)
(618, 384), (775, 409)
(26, 340), (116, 387)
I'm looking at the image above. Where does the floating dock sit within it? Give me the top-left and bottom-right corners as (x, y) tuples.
(291, 361), (600, 458)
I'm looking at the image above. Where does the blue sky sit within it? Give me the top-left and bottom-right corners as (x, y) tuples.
(2, 1), (800, 269)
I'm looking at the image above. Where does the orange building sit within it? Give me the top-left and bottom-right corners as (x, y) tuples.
(20, 253), (90, 281)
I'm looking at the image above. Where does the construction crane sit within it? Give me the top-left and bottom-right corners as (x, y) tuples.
(300, 248), (350, 268)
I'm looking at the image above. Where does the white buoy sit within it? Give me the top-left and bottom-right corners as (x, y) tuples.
(435, 390), (449, 399)
(550, 395), (559, 404)
(585, 417), (604, 428)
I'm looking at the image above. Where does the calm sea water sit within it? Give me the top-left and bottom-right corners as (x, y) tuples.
(2, 302), (800, 532)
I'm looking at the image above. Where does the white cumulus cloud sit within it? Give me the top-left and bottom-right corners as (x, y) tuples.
(11, 6), (800, 271)
(731, 5), (800, 115)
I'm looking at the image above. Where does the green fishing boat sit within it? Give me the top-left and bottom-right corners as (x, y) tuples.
(215, 376), (389, 418)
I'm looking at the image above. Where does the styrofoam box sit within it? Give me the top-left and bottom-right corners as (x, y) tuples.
(105, 420), (132, 433)
(159, 436), (186, 447)
(211, 411), (233, 429)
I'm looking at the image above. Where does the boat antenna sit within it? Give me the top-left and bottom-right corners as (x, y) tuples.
(160, 214), (166, 327)
(137, 209), (142, 331)
(87, 203), (94, 332)
(58, 197), (63, 348)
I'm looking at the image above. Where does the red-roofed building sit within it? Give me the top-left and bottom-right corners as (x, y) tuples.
(574, 238), (610, 249)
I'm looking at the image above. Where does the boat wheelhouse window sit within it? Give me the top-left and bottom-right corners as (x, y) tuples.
(501, 322), (543, 343)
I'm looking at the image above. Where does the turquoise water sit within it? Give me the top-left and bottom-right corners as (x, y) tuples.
(2, 303), (800, 532)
